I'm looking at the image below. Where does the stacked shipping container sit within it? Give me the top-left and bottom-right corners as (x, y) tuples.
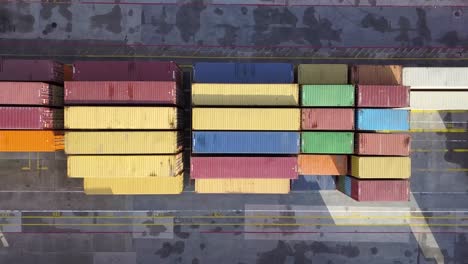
(191, 63), (298, 193)
(64, 61), (184, 195)
(0, 59), (64, 152)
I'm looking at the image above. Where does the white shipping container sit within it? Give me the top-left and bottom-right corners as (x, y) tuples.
(403, 67), (468, 89)
(410, 91), (468, 110)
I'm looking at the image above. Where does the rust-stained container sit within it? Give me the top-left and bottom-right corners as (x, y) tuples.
(356, 133), (410, 156)
(298, 155), (348, 175)
(351, 177), (410, 201)
(351, 65), (402, 85)
(356, 85), (409, 108)
(0, 82), (63, 106)
(0, 107), (63, 129)
(64, 81), (181, 105)
(191, 156), (298, 179)
(72, 61), (182, 83)
(64, 64), (73, 81)
(0, 131), (64, 152)
(301, 108), (354, 130)
(0, 59), (63, 84)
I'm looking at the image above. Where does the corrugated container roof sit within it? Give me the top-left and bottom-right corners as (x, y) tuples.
(193, 62), (294, 83)
(0, 107), (63, 130)
(0, 82), (63, 106)
(192, 108), (300, 131)
(298, 155), (348, 175)
(350, 178), (409, 201)
(191, 156), (298, 179)
(298, 64), (348, 84)
(351, 65), (402, 85)
(410, 91), (468, 110)
(192, 131), (300, 154)
(351, 156), (411, 179)
(84, 174), (183, 195)
(65, 107), (181, 130)
(403, 67), (468, 89)
(301, 132), (354, 154)
(0, 131), (64, 152)
(301, 85), (355, 107)
(356, 133), (410, 156)
(67, 154), (183, 178)
(65, 131), (183, 154)
(357, 109), (409, 131)
(301, 108), (355, 130)
(191, 83), (299, 106)
(195, 179), (290, 194)
(0, 59), (64, 84)
(291, 175), (337, 191)
(356, 85), (410, 108)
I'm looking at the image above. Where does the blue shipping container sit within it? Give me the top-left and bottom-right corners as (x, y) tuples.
(357, 109), (409, 131)
(192, 131), (300, 154)
(291, 176), (336, 191)
(193, 63), (294, 83)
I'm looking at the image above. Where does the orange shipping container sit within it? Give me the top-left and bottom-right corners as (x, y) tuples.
(0, 131), (64, 152)
(351, 65), (402, 85)
(298, 155), (348, 175)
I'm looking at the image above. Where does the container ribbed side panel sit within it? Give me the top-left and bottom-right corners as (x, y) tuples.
(301, 108), (354, 130)
(298, 155), (348, 175)
(351, 65), (402, 85)
(351, 156), (411, 179)
(356, 133), (410, 156)
(0, 59), (64, 83)
(357, 109), (409, 131)
(301, 132), (354, 154)
(0, 107), (63, 129)
(195, 179), (290, 194)
(403, 67), (468, 89)
(356, 85), (409, 108)
(0, 131), (63, 152)
(298, 64), (348, 84)
(410, 91), (468, 110)
(351, 178), (409, 201)
(0, 82), (63, 106)
(301, 85), (354, 107)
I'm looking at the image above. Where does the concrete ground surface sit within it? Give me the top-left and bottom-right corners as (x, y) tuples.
(0, 0), (468, 263)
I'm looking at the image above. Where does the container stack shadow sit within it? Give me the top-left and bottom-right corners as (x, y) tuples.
(0, 59), (64, 153)
(64, 61), (184, 195)
(191, 62), (299, 194)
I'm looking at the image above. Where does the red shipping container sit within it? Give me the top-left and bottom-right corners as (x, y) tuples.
(64, 81), (181, 105)
(0, 107), (63, 129)
(72, 61), (182, 83)
(190, 156), (298, 179)
(0, 59), (63, 84)
(350, 177), (409, 201)
(301, 108), (354, 130)
(357, 85), (409, 107)
(0, 82), (63, 106)
(356, 133), (410, 156)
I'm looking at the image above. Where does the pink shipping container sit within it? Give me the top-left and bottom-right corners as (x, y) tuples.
(351, 177), (409, 201)
(72, 61), (182, 83)
(64, 81), (182, 105)
(356, 133), (410, 156)
(301, 108), (354, 130)
(190, 156), (298, 179)
(0, 107), (63, 129)
(0, 82), (63, 106)
(356, 85), (410, 107)
(0, 59), (63, 84)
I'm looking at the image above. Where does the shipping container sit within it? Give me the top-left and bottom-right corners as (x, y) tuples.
(403, 67), (468, 89)
(0, 59), (63, 83)
(350, 178), (409, 201)
(64, 64), (73, 81)
(351, 65), (402, 85)
(192, 108), (300, 131)
(0, 107), (63, 129)
(191, 156), (298, 179)
(193, 62), (294, 83)
(301, 85), (354, 107)
(298, 64), (348, 84)
(301, 108), (354, 130)
(301, 132), (354, 154)
(65, 107), (181, 129)
(357, 109), (409, 131)
(72, 61), (182, 83)
(65, 81), (181, 105)
(65, 131), (183, 154)
(351, 156), (411, 179)
(291, 175), (337, 191)
(67, 154), (183, 178)
(191, 83), (299, 106)
(356, 85), (410, 108)
(410, 91), (468, 110)
(0, 82), (63, 106)
(298, 155), (348, 175)
(192, 131), (299, 154)
(195, 179), (290, 194)
(84, 174), (183, 195)
(0, 131), (63, 152)
(356, 133), (410, 156)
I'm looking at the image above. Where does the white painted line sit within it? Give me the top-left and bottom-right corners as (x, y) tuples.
(0, 231), (9, 247)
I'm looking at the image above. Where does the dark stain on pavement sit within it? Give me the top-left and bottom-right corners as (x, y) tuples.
(192, 258), (200, 264)
(256, 240), (293, 264)
(40, 3), (72, 21)
(361, 13), (392, 33)
(142, 219), (167, 237)
(272, 210), (299, 233)
(176, 0), (206, 42)
(0, 8), (35, 33)
(394, 16), (411, 44)
(214, 8), (223, 15)
(438, 31), (461, 47)
(370, 247), (379, 255)
(155, 241), (185, 258)
(150, 6), (174, 39)
(90, 5), (122, 34)
(174, 225), (191, 239)
(42, 22), (57, 35)
(216, 24), (240, 46)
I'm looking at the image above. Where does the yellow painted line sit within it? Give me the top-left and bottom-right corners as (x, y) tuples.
(415, 168), (468, 172)
(0, 223), (465, 227)
(412, 149), (468, 153)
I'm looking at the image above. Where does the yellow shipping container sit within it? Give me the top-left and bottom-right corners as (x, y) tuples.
(192, 108), (300, 131)
(195, 179), (290, 194)
(84, 174), (183, 195)
(68, 154), (183, 178)
(64, 107), (180, 129)
(191, 83), (299, 106)
(65, 131), (182, 154)
(351, 156), (411, 179)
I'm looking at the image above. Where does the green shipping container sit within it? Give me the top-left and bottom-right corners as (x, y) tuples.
(301, 85), (355, 107)
(301, 132), (354, 154)
(298, 64), (348, 84)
